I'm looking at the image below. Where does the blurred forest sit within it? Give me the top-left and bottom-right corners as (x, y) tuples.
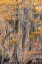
(0, 0), (42, 64)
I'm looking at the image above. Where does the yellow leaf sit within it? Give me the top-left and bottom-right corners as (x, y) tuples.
(38, 27), (42, 31)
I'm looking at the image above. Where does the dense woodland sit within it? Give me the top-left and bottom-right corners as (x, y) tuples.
(0, 0), (42, 64)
